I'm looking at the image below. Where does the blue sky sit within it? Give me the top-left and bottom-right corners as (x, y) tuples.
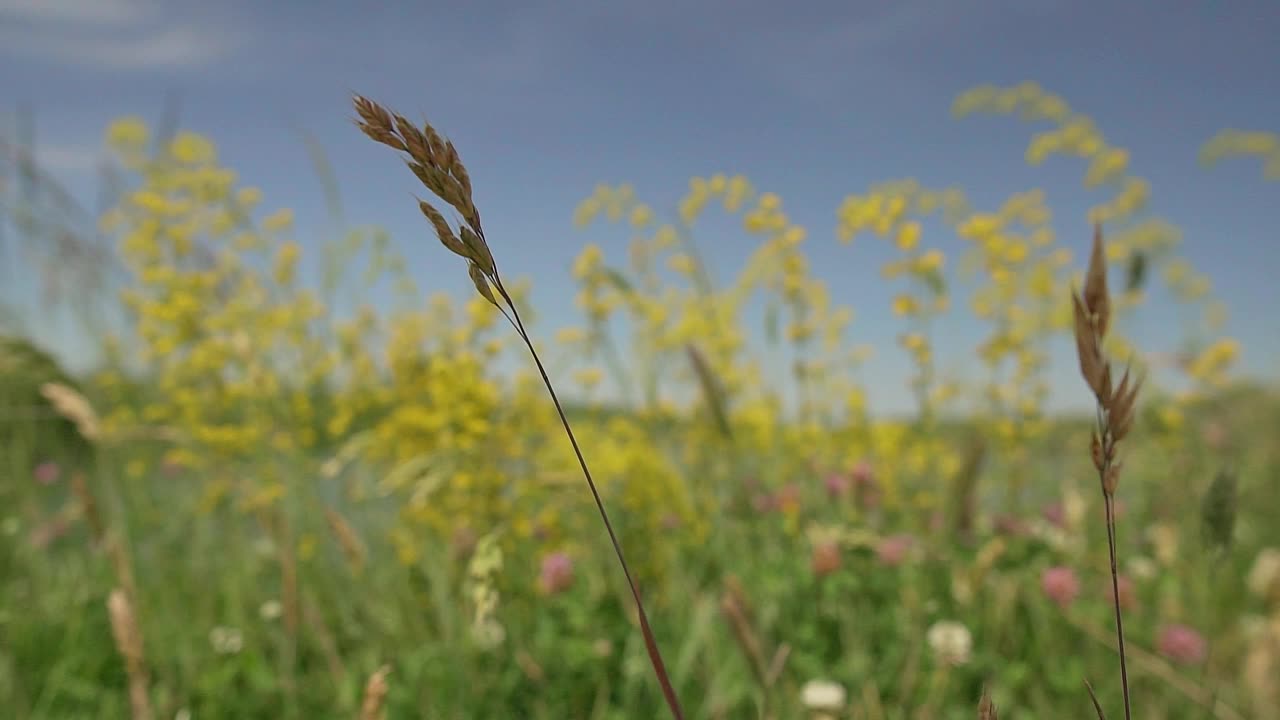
(2, 0), (1278, 415)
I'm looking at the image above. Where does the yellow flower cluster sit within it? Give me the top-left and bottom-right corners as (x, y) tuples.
(837, 182), (959, 425)
(953, 82), (1243, 451)
(955, 84), (1148, 227)
(1200, 129), (1280, 180)
(1186, 338), (1241, 389)
(82, 80), (1253, 592)
(101, 118), (326, 468)
(959, 189), (1062, 439)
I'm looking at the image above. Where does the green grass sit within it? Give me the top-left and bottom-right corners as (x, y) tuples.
(2, 371), (1277, 719)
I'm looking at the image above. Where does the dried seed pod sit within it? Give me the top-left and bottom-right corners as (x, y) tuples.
(418, 200), (471, 259)
(394, 114), (433, 166)
(978, 688), (998, 720)
(421, 123), (446, 167)
(1099, 363), (1113, 409)
(1110, 374), (1142, 443)
(1103, 463), (1121, 496)
(459, 226), (495, 277)
(353, 102), (406, 152)
(469, 262), (498, 306)
(454, 159), (473, 198)
(1072, 293), (1106, 398)
(358, 665), (391, 720)
(1113, 367), (1132, 414)
(1084, 223), (1111, 337)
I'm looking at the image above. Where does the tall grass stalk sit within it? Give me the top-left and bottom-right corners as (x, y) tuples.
(350, 94), (686, 719)
(1072, 224), (1142, 719)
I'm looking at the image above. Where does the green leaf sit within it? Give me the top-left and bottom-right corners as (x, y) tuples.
(600, 267), (635, 296)
(1125, 251), (1147, 293)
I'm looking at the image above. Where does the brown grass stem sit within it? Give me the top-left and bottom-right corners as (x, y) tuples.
(1072, 223), (1141, 720)
(351, 93), (686, 720)
(496, 276), (684, 718)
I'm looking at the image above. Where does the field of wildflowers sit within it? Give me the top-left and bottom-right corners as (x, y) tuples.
(2, 82), (1279, 719)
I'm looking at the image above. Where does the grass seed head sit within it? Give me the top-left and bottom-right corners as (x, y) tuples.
(352, 96), (406, 152)
(1072, 293), (1106, 399)
(355, 93), (497, 300)
(978, 688), (998, 719)
(1201, 468), (1238, 551)
(468, 263), (498, 307)
(1084, 222), (1111, 337)
(358, 665), (391, 720)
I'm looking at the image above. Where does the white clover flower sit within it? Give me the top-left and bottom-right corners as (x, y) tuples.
(1247, 548), (1280, 600)
(251, 538), (276, 559)
(1063, 485), (1088, 529)
(469, 618), (505, 650)
(259, 600), (283, 621)
(800, 679), (847, 712)
(209, 626), (243, 655)
(1127, 555), (1157, 581)
(927, 620), (973, 666)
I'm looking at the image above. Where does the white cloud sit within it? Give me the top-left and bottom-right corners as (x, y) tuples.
(0, 0), (147, 26)
(709, 0), (1065, 100)
(8, 24), (240, 70)
(0, 0), (242, 71)
(32, 142), (105, 175)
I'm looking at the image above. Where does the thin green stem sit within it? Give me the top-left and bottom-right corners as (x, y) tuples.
(1096, 420), (1132, 720)
(493, 275), (686, 720)
(1103, 492), (1131, 720)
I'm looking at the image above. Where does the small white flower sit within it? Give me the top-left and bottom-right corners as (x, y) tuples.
(1145, 523), (1179, 566)
(259, 600), (283, 621)
(1240, 614), (1269, 641)
(1247, 548), (1280, 600)
(209, 626), (243, 655)
(319, 457), (342, 479)
(927, 620), (973, 666)
(469, 619), (505, 650)
(1127, 555), (1158, 581)
(1063, 485), (1088, 529)
(174, 709), (192, 720)
(1028, 519), (1078, 554)
(800, 679), (847, 711)
(622, 652), (649, 679)
(251, 538), (276, 558)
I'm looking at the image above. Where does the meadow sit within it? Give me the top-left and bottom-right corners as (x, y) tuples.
(1, 82), (1279, 719)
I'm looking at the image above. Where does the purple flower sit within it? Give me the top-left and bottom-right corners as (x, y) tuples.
(876, 534), (915, 567)
(824, 472), (851, 499)
(851, 460), (874, 487)
(1157, 624), (1207, 665)
(538, 552), (575, 595)
(811, 540), (841, 577)
(33, 461), (61, 486)
(1041, 566), (1081, 608)
(993, 514), (1030, 537)
(1042, 502), (1066, 529)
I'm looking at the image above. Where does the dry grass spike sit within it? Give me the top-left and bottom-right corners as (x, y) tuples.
(978, 687), (998, 719)
(107, 588), (153, 720)
(1073, 223), (1141, 720)
(357, 664), (391, 720)
(352, 93), (686, 720)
